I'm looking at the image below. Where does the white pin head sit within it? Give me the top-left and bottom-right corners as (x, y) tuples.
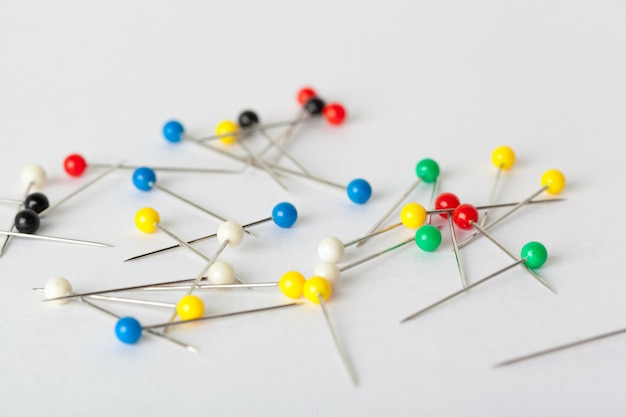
(44, 277), (73, 304)
(217, 221), (244, 247)
(318, 236), (344, 263)
(21, 164), (47, 190)
(313, 262), (341, 286)
(207, 261), (236, 285)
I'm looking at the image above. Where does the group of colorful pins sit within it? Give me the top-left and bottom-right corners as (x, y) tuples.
(4, 90), (617, 384)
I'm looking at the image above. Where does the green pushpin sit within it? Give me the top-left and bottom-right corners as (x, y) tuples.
(400, 241), (550, 323)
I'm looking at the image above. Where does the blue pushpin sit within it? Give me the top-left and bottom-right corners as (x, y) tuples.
(346, 178), (372, 204)
(163, 120), (185, 143)
(115, 317), (143, 344)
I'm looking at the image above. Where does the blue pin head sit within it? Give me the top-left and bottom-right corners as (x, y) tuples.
(346, 178), (372, 204)
(163, 120), (184, 143)
(115, 317), (142, 344)
(132, 167), (156, 191)
(272, 202), (298, 228)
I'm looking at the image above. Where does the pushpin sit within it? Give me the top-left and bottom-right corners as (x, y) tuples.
(237, 110), (311, 175)
(357, 158), (440, 247)
(63, 153), (237, 177)
(38, 277), (197, 351)
(214, 120), (288, 190)
(124, 202), (297, 262)
(132, 167), (253, 235)
(480, 146), (516, 226)
(452, 203), (555, 293)
(400, 241), (548, 323)
(1, 192), (51, 255)
(434, 192), (467, 288)
(119, 302), (300, 345)
(495, 326), (626, 367)
(457, 169), (566, 249)
(277, 272), (358, 385)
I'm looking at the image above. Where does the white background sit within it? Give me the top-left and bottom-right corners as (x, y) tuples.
(1, 1), (626, 416)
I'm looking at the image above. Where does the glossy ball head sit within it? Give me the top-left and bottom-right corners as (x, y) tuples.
(414, 225), (442, 252)
(318, 236), (345, 263)
(14, 209), (40, 234)
(63, 154), (88, 177)
(216, 120), (239, 145)
(346, 178), (372, 204)
(21, 164), (47, 189)
(303, 276), (332, 304)
(207, 261), (236, 285)
(415, 158), (440, 183)
(297, 87), (317, 105)
(163, 120), (185, 143)
(279, 271), (306, 299)
(322, 103), (346, 125)
(304, 97), (326, 116)
(177, 295), (205, 321)
(44, 277), (73, 305)
(238, 110), (260, 128)
(400, 202), (427, 229)
(491, 146), (516, 170)
(115, 317), (143, 344)
(132, 167), (157, 191)
(135, 207), (160, 233)
(520, 241), (548, 269)
(434, 192), (460, 219)
(452, 204), (479, 230)
(313, 262), (341, 286)
(272, 202), (298, 228)
(217, 221), (244, 247)
(24, 192), (50, 214)
(540, 169), (566, 195)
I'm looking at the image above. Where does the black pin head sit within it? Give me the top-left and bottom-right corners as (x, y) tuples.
(238, 110), (260, 128)
(304, 97), (325, 116)
(15, 209), (41, 234)
(24, 192), (50, 214)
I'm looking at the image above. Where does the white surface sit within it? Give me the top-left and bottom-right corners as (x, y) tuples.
(1, 1), (626, 416)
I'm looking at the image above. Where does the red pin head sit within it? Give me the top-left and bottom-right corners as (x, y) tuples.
(297, 87), (317, 105)
(452, 204), (479, 229)
(435, 192), (460, 219)
(64, 154), (87, 177)
(323, 103), (346, 125)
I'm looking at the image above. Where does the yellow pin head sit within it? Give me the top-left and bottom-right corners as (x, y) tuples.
(279, 271), (306, 299)
(540, 169), (566, 195)
(176, 295), (205, 321)
(134, 207), (160, 233)
(400, 202), (427, 229)
(491, 146), (515, 170)
(216, 120), (239, 145)
(303, 276), (332, 304)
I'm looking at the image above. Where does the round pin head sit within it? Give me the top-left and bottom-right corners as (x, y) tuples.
(434, 192), (460, 219)
(217, 221), (244, 247)
(177, 295), (205, 321)
(322, 103), (346, 125)
(540, 169), (566, 195)
(298, 87), (317, 105)
(44, 277), (73, 304)
(318, 236), (345, 263)
(279, 271), (306, 299)
(15, 209), (40, 234)
(238, 110), (260, 128)
(21, 164), (47, 189)
(207, 261), (236, 285)
(64, 154), (87, 177)
(415, 158), (440, 183)
(216, 120), (239, 145)
(132, 167), (156, 191)
(313, 262), (341, 286)
(115, 317), (143, 344)
(272, 202), (298, 228)
(520, 241), (548, 269)
(400, 202), (427, 229)
(346, 178), (372, 204)
(491, 146), (515, 170)
(303, 276), (332, 304)
(304, 97), (326, 115)
(24, 192), (50, 214)
(452, 204), (479, 230)
(135, 207), (160, 233)
(414, 225), (442, 252)
(163, 120), (185, 143)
